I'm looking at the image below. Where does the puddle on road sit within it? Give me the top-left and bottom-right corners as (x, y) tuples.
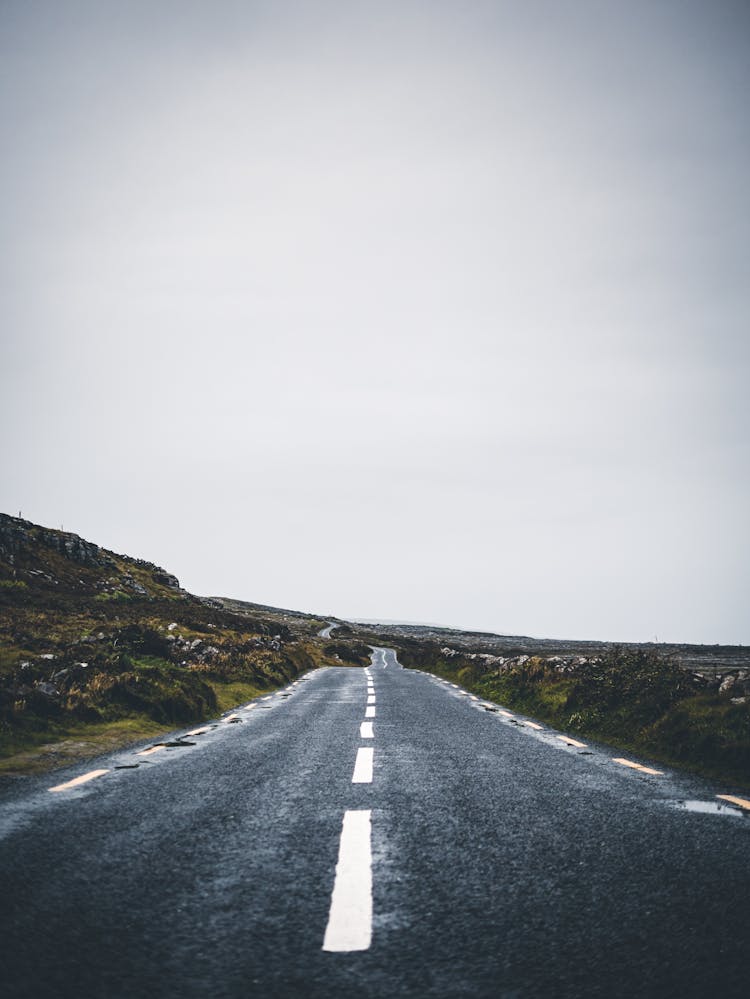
(670, 800), (746, 818)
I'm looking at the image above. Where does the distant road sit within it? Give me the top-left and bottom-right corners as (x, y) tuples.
(1, 647), (749, 997)
(318, 622), (337, 639)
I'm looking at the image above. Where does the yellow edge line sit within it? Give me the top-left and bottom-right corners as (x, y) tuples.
(557, 734), (587, 749)
(717, 794), (750, 811)
(49, 769), (110, 792)
(613, 757), (663, 775)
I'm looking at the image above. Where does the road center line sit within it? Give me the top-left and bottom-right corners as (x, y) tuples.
(49, 769), (110, 793)
(365, 705), (376, 718)
(352, 747), (374, 783)
(523, 721), (544, 730)
(322, 810), (373, 952)
(367, 695), (376, 705)
(613, 757), (663, 775)
(360, 721), (374, 739)
(137, 745), (165, 756)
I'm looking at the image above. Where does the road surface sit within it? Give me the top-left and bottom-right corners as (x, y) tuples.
(1, 647), (748, 998)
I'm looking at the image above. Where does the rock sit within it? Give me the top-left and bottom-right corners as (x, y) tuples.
(719, 675), (736, 693)
(730, 696), (747, 705)
(35, 682), (59, 698)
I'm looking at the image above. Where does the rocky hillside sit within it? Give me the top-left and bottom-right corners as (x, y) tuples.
(0, 513), (366, 762)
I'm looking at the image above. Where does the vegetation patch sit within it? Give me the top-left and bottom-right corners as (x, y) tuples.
(0, 513), (337, 773)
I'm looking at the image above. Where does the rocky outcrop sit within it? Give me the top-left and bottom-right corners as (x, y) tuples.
(0, 514), (114, 569)
(0, 513), (180, 592)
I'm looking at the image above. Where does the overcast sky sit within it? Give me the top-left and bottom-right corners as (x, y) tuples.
(2, 0), (748, 643)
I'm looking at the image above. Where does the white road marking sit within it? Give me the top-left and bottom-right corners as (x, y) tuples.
(613, 757), (663, 775)
(367, 695), (376, 705)
(49, 769), (109, 792)
(322, 810), (373, 952)
(523, 721), (543, 730)
(352, 747), (374, 783)
(137, 745), (165, 756)
(557, 735), (587, 748)
(360, 721), (374, 739)
(365, 705), (376, 718)
(717, 794), (750, 811)
(186, 727), (210, 736)
(497, 709), (514, 718)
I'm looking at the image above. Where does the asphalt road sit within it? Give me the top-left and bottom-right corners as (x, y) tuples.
(1, 647), (749, 998)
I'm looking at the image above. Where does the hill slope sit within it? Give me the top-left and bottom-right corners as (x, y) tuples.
(0, 514), (366, 770)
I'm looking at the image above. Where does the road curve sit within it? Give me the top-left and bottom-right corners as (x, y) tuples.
(1, 647), (748, 998)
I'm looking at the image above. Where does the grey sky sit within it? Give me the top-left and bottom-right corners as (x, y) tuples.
(2, 1), (748, 643)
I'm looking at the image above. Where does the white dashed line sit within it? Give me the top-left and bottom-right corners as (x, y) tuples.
(49, 769), (110, 792)
(360, 721), (374, 739)
(137, 745), (165, 756)
(367, 695), (376, 705)
(352, 747), (374, 783)
(523, 721), (543, 731)
(365, 705), (376, 718)
(322, 810), (373, 953)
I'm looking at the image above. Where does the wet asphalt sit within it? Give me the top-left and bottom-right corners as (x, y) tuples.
(1, 647), (749, 999)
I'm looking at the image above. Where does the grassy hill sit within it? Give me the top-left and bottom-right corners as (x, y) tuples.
(0, 513), (367, 773)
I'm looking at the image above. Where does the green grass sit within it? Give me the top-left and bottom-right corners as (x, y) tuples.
(209, 680), (266, 712)
(0, 715), (168, 776)
(0, 678), (282, 775)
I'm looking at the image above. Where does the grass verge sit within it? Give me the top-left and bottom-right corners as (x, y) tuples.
(0, 678), (290, 777)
